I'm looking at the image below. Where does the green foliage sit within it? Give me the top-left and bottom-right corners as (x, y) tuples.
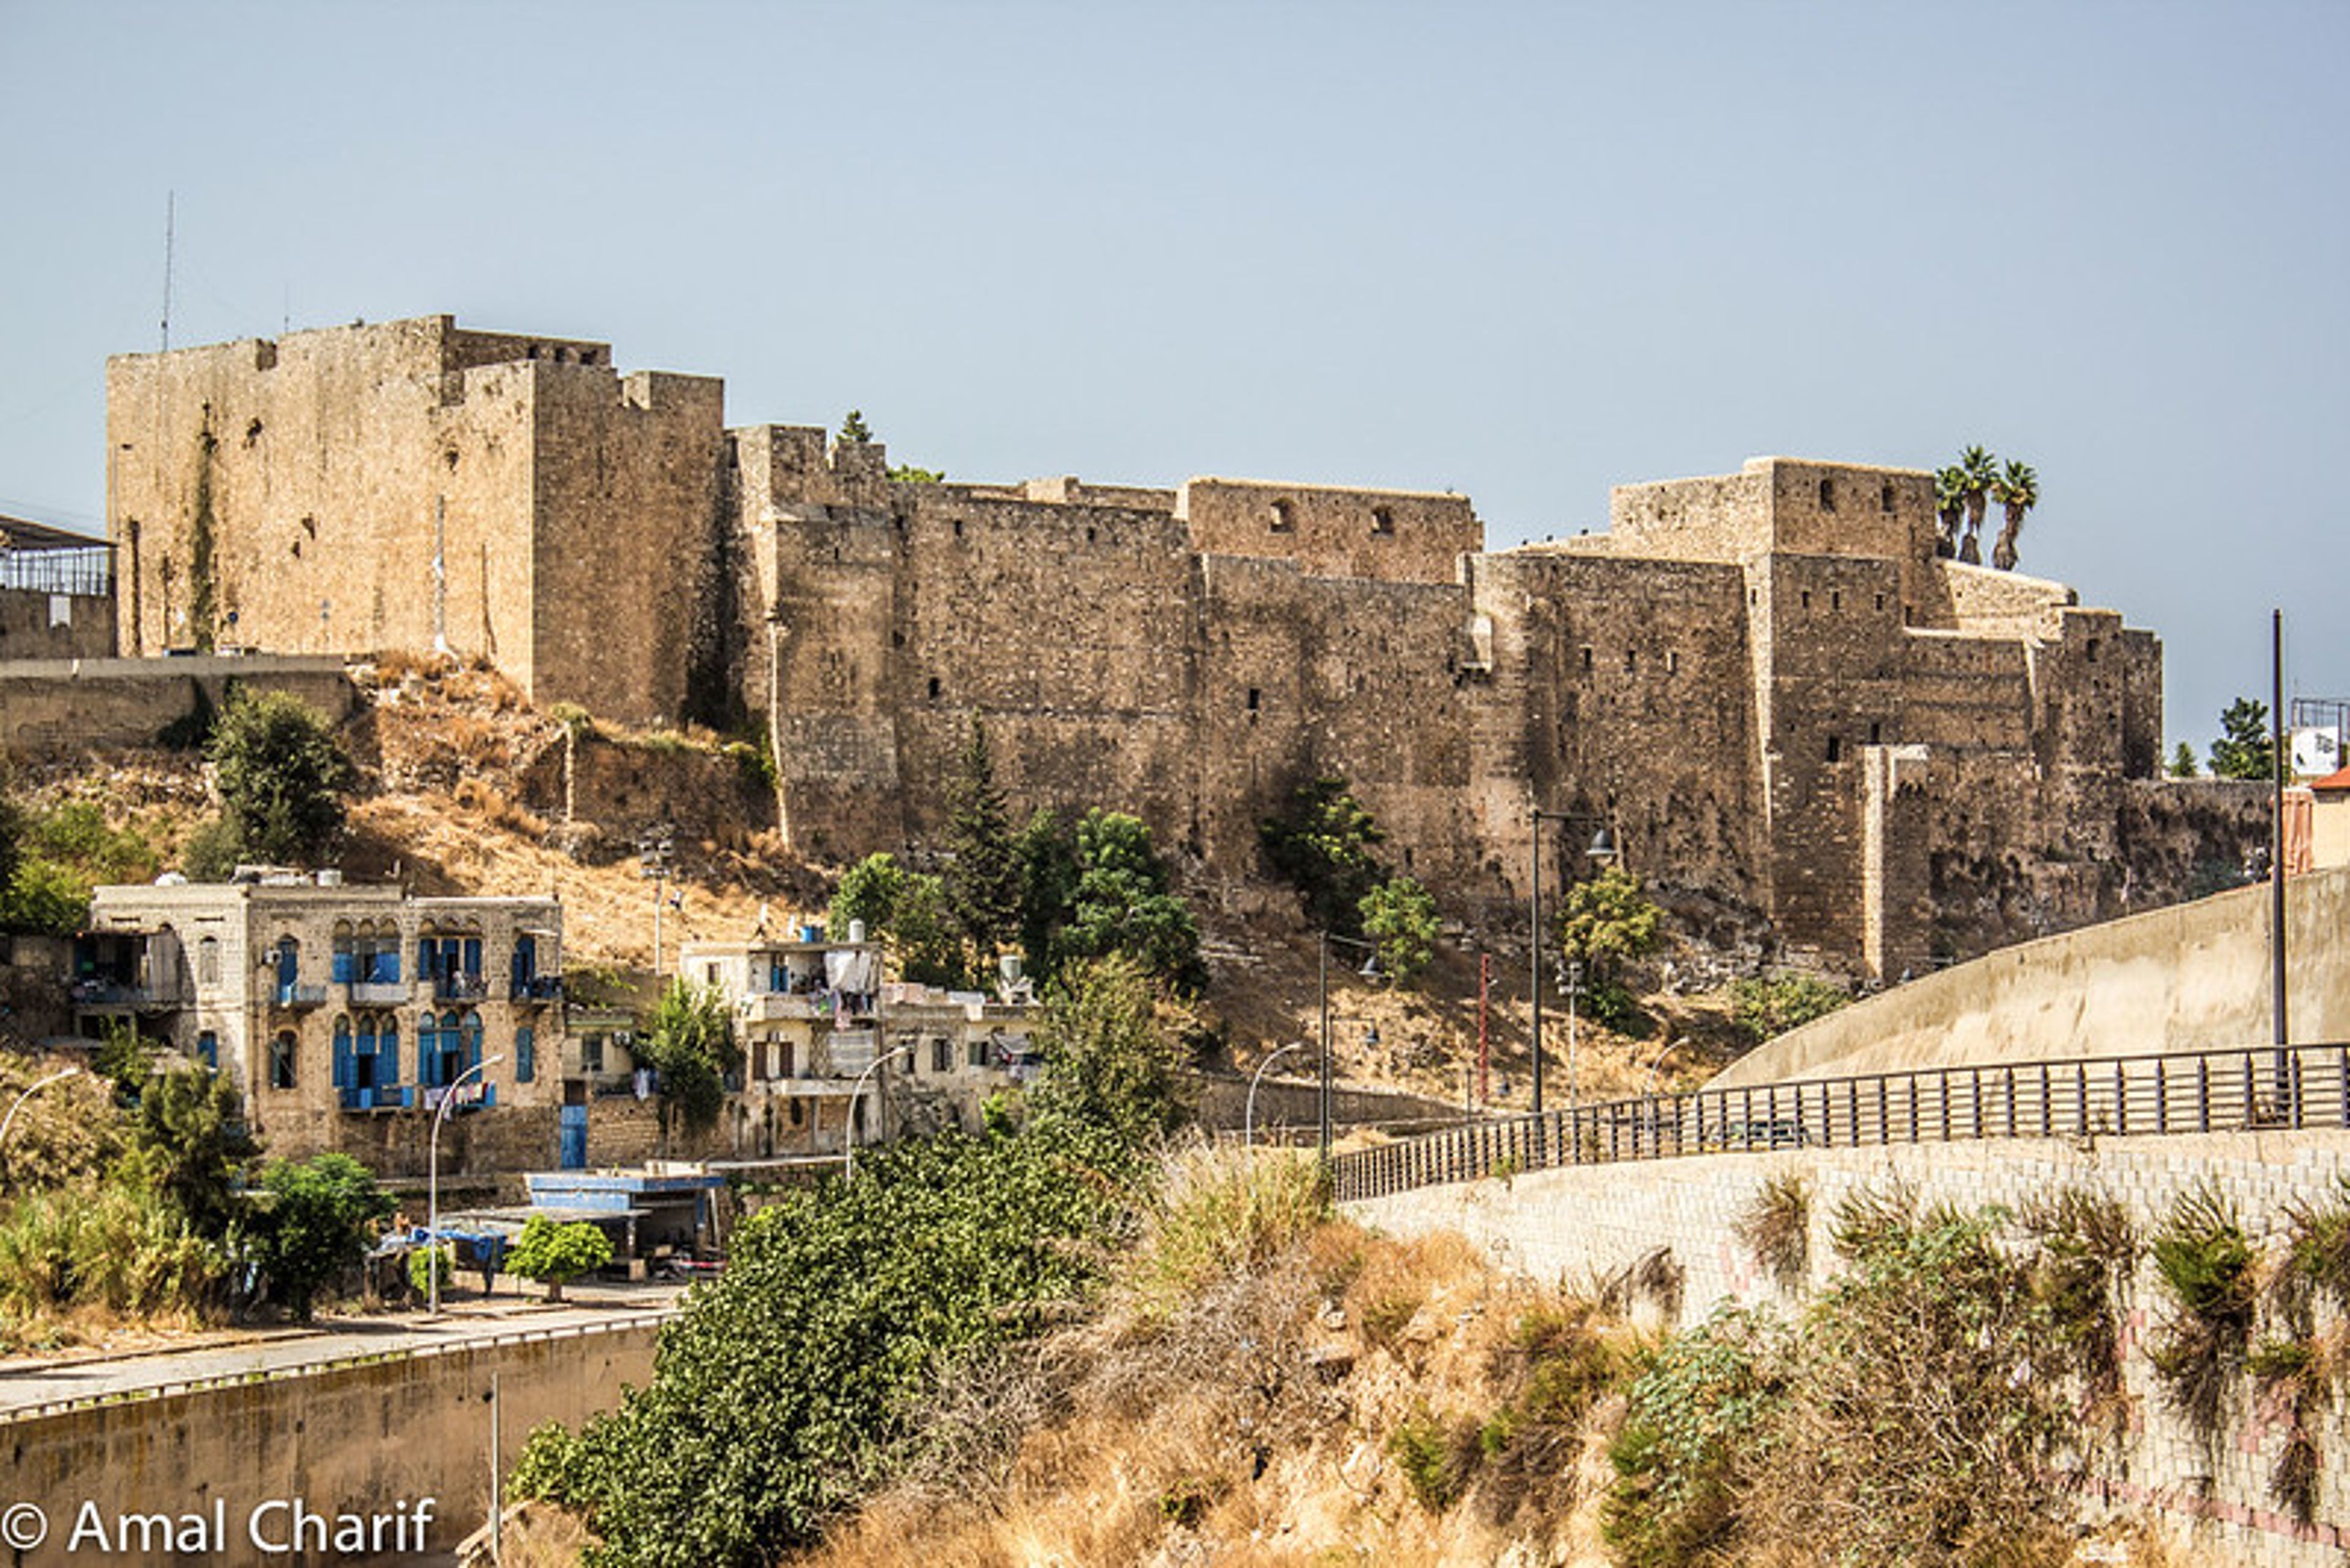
(1605, 1308), (1774, 1567)
(837, 409), (873, 444)
(892, 871), (965, 988)
(207, 688), (355, 866)
(1581, 976), (1646, 1034)
(4, 800), (166, 934)
(2209, 696), (2277, 782)
(887, 463), (944, 483)
(944, 719), (1022, 969)
(1028, 955), (1194, 1147)
(247, 1153), (394, 1322)
(1259, 776), (1385, 935)
(1388, 1407), (1472, 1512)
(2168, 741), (2201, 778)
(1359, 875), (1439, 987)
(1725, 971), (1851, 1043)
(2149, 1182), (2258, 1447)
(1553, 864), (1661, 977)
(507, 1215), (614, 1297)
(113, 1066), (258, 1239)
(179, 814), (244, 881)
(829, 851), (906, 939)
(1124, 1146), (1327, 1321)
(636, 979), (739, 1138)
(510, 1115), (1143, 1567)
(5, 857), (93, 936)
(0, 1182), (224, 1331)
(1053, 810), (1204, 995)
(1014, 807), (1081, 982)
(546, 701), (592, 731)
(407, 1242), (452, 1299)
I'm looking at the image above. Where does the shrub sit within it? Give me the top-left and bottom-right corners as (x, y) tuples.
(408, 1242), (453, 1299)
(207, 689), (355, 865)
(1726, 972), (1851, 1042)
(247, 1153), (394, 1321)
(1735, 1173), (1810, 1293)
(2149, 1182), (2258, 1449)
(1258, 776), (1384, 935)
(1359, 874), (1439, 987)
(507, 1215), (614, 1302)
(1387, 1407), (1473, 1512)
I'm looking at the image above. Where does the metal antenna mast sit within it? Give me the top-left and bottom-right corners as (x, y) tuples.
(160, 192), (174, 353)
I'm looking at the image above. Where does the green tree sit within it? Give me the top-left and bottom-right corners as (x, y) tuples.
(1989, 458), (2038, 570)
(207, 689), (354, 866)
(1556, 864), (1663, 976)
(1014, 807), (1081, 983)
(1932, 466), (1966, 558)
(512, 1116), (1140, 1566)
(829, 851), (906, 940)
(1259, 776), (1386, 935)
(505, 1214), (614, 1303)
(837, 409), (873, 445)
(2169, 741), (2201, 779)
(1360, 875), (1441, 987)
(944, 719), (1022, 970)
(113, 1066), (259, 1239)
(2209, 698), (2277, 782)
(1955, 444), (1998, 564)
(1054, 810), (1204, 995)
(247, 1152), (394, 1321)
(892, 871), (966, 988)
(1028, 954), (1194, 1146)
(638, 980), (739, 1140)
(886, 463), (944, 483)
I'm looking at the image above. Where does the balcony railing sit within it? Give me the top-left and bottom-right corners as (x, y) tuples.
(273, 983), (329, 1009)
(432, 974), (488, 1003)
(509, 976), (564, 1004)
(349, 980), (412, 1005)
(338, 1085), (414, 1112)
(1331, 1040), (2350, 1205)
(70, 979), (188, 1010)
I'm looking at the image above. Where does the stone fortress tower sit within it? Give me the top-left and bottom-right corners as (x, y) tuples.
(108, 316), (2236, 977)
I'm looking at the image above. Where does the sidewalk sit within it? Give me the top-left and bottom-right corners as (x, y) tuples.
(0, 1279), (681, 1418)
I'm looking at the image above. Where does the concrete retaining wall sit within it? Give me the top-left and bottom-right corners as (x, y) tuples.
(0, 655), (358, 761)
(1350, 1133), (2350, 1567)
(1715, 865), (2350, 1089)
(1, 1315), (661, 1565)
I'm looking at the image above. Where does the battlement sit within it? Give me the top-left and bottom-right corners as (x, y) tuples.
(1609, 457), (1938, 566)
(1176, 477), (1479, 583)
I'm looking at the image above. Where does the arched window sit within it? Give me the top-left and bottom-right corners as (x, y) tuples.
(516, 1025), (536, 1085)
(332, 1015), (354, 1092)
(379, 1017), (400, 1086)
(195, 1030), (218, 1070)
(463, 1010), (485, 1073)
(197, 936), (220, 987)
(269, 1032), (298, 1090)
(418, 1012), (442, 1087)
(332, 923), (355, 985)
(275, 936), (300, 990)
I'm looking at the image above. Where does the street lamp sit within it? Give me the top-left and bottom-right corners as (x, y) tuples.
(1530, 806), (1618, 1123)
(843, 1043), (911, 1182)
(427, 1054), (504, 1318)
(0, 1067), (83, 1176)
(1318, 931), (1382, 1163)
(1245, 1041), (1308, 1150)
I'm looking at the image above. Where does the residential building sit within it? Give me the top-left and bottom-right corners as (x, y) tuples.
(76, 875), (564, 1162)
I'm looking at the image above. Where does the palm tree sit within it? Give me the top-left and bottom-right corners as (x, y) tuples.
(1990, 459), (2038, 570)
(1957, 445), (1997, 564)
(1933, 466), (1966, 558)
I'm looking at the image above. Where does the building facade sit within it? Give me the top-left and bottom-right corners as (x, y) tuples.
(108, 318), (2247, 976)
(76, 877), (565, 1162)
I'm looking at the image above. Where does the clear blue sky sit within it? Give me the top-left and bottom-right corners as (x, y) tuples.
(2, 1), (2342, 753)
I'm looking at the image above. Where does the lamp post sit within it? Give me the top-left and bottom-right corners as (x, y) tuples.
(1529, 806), (1618, 1125)
(1318, 930), (1382, 1163)
(843, 1044), (911, 1182)
(0, 1067), (83, 1176)
(1246, 1041), (1308, 1150)
(427, 1054), (503, 1318)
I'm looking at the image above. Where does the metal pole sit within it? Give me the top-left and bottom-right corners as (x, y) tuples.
(1318, 933), (1332, 1163)
(489, 1370), (502, 1567)
(427, 1055), (502, 1318)
(2274, 608), (2291, 1115)
(843, 1045), (910, 1181)
(1529, 807), (1544, 1119)
(1247, 1042), (1306, 1149)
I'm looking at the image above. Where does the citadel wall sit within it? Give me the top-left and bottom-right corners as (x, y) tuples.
(100, 318), (2237, 976)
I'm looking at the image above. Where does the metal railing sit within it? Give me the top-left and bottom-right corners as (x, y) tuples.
(1333, 1040), (2350, 1204)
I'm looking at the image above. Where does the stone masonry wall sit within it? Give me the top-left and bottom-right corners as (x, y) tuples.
(1177, 477), (1479, 584)
(1351, 1132), (2350, 1567)
(0, 655), (355, 761)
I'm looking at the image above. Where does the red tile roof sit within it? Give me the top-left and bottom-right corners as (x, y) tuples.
(2311, 765), (2350, 793)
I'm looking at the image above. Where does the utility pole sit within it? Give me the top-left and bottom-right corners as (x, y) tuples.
(2272, 608), (2291, 1116)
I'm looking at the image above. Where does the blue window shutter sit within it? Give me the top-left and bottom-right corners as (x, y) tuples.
(516, 1026), (535, 1084)
(381, 1021), (400, 1085)
(332, 1034), (352, 1091)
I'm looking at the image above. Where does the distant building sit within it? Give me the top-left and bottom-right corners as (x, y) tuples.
(76, 875), (564, 1162)
(678, 929), (1040, 1155)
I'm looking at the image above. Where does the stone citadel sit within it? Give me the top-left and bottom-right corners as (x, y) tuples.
(105, 316), (2255, 975)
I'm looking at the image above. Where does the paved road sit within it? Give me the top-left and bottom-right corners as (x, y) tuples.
(0, 1279), (684, 1417)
